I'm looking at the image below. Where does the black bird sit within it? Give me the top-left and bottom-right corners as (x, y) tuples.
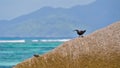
(74, 29), (86, 37)
(33, 54), (39, 57)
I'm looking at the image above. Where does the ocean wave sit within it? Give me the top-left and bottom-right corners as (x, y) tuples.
(0, 62), (19, 66)
(0, 40), (25, 43)
(40, 39), (70, 42)
(0, 39), (71, 43)
(32, 40), (39, 42)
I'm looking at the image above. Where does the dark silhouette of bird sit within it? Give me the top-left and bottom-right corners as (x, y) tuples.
(74, 29), (86, 37)
(33, 54), (39, 57)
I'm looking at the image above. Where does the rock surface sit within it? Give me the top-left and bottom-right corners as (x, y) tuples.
(14, 21), (120, 68)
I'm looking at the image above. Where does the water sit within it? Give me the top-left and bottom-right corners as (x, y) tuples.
(0, 38), (70, 68)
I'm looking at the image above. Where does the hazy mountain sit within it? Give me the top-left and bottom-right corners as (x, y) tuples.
(0, 0), (120, 37)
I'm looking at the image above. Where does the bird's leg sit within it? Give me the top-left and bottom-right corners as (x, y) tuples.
(81, 35), (84, 37)
(78, 35), (83, 37)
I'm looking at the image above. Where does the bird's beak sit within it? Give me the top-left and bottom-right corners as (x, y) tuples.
(73, 30), (77, 31)
(73, 30), (76, 31)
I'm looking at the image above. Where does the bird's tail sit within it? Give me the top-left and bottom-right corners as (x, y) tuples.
(83, 30), (86, 32)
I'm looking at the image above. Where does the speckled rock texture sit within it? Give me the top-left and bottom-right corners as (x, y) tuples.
(14, 21), (120, 68)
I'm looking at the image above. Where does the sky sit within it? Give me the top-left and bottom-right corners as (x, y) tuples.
(0, 0), (96, 20)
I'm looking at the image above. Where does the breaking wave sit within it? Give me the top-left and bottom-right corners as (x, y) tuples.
(40, 39), (70, 42)
(0, 39), (71, 43)
(0, 40), (25, 43)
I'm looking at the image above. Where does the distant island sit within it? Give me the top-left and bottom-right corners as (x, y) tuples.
(0, 0), (120, 37)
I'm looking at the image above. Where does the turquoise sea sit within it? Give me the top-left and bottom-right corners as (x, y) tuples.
(0, 38), (70, 68)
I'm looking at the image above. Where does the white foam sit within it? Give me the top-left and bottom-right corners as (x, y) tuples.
(0, 40), (25, 43)
(32, 40), (39, 42)
(40, 39), (70, 42)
